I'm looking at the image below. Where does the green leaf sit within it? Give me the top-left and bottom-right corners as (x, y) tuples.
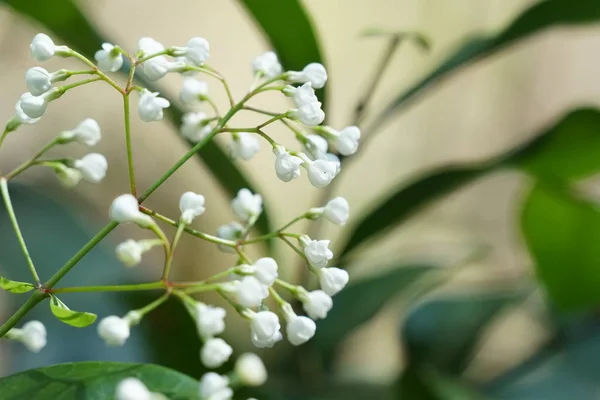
(313, 264), (438, 354)
(521, 183), (600, 311)
(0, 361), (198, 399)
(395, 365), (485, 400)
(49, 295), (97, 328)
(402, 290), (526, 375)
(0, 276), (34, 293)
(372, 0), (600, 127)
(1, 0), (272, 235)
(361, 29), (432, 52)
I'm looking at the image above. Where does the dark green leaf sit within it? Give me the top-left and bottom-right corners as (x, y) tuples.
(49, 295), (97, 328)
(313, 264), (438, 354)
(521, 183), (600, 311)
(395, 365), (484, 400)
(0, 276), (34, 293)
(371, 0), (600, 128)
(0, 361), (198, 399)
(1, 0), (272, 235)
(402, 290), (526, 375)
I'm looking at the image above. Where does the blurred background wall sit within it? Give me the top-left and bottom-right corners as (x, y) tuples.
(1, 0), (600, 384)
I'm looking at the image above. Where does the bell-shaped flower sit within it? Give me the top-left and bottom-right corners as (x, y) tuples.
(175, 37), (210, 66)
(235, 353), (267, 386)
(288, 101), (325, 126)
(137, 37), (165, 57)
(95, 43), (124, 72)
(97, 316), (130, 346)
(30, 33), (69, 61)
(196, 303), (227, 339)
(318, 267), (349, 296)
(326, 153), (342, 175)
(300, 290), (333, 320)
(252, 257), (278, 286)
(60, 118), (101, 146)
(109, 194), (154, 228)
(14, 100), (40, 125)
(231, 188), (263, 221)
(323, 197), (349, 225)
(215, 222), (243, 253)
(252, 51), (282, 79)
(7, 320), (47, 353)
(50, 163), (82, 188)
(25, 67), (60, 96)
(298, 154), (337, 188)
(323, 125), (361, 156)
(231, 276), (269, 308)
(303, 134), (328, 160)
(180, 78), (208, 106)
(201, 338), (233, 368)
(180, 111), (212, 143)
(283, 82), (318, 108)
(138, 89), (170, 122)
(230, 132), (260, 161)
(282, 305), (316, 346)
(115, 239), (159, 267)
(199, 373), (231, 400)
(179, 192), (206, 224)
(301, 237), (333, 268)
(73, 153), (107, 183)
(286, 63), (327, 89)
(273, 145), (303, 182)
(142, 56), (171, 81)
(18, 89), (60, 119)
(115, 378), (152, 400)
(249, 311), (282, 348)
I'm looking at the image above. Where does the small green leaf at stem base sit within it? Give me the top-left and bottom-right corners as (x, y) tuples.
(0, 276), (34, 293)
(49, 295), (97, 327)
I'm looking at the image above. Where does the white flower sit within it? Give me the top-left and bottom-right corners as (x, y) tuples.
(283, 82), (318, 108)
(323, 126), (361, 156)
(25, 67), (52, 96)
(249, 311), (282, 348)
(109, 194), (154, 228)
(300, 155), (337, 188)
(235, 353), (267, 386)
(116, 239), (153, 267)
(95, 43), (124, 72)
(98, 316), (130, 346)
(252, 51), (282, 79)
(252, 257), (278, 286)
(215, 222), (243, 253)
(179, 192), (206, 224)
(287, 63), (327, 89)
(138, 90), (170, 122)
(54, 164), (82, 188)
(318, 267), (349, 296)
(231, 188), (263, 221)
(285, 309), (316, 346)
(201, 338), (233, 368)
(73, 153), (107, 183)
(138, 37), (165, 57)
(15, 100), (40, 124)
(18, 90), (59, 119)
(302, 238), (333, 268)
(142, 57), (170, 81)
(273, 145), (303, 182)
(326, 153), (342, 175)
(230, 132), (260, 161)
(323, 197), (350, 225)
(60, 118), (101, 146)
(233, 276), (268, 308)
(181, 112), (212, 142)
(180, 78), (208, 105)
(115, 378), (151, 400)
(303, 134), (328, 160)
(199, 373), (231, 400)
(182, 37), (210, 66)
(288, 101), (325, 126)
(30, 33), (68, 61)
(196, 303), (227, 339)
(300, 290), (333, 320)
(8, 320), (47, 353)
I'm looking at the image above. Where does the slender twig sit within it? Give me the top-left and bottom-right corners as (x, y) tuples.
(162, 223), (185, 281)
(0, 128), (9, 149)
(122, 94), (136, 195)
(51, 281), (165, 294)
(6, 137), (60, 180)
(243, 106), (280, 117)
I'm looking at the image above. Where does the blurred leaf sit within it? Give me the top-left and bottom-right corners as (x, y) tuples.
(402, 290), (526, 375)
(521, 183), (600, 311)
(49, 295), (97, 328)
(1, 0), (272, 235)
(361, 29), (431, 51)
(396, 365), (484, 400)
(0, 276), (34, 293)
(0, 361), (198, 399)
(371, 0), (600, 128)
(313, 264), (438, 354)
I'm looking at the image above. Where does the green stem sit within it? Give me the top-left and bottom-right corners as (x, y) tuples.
(243, 106), (280, 117)
(58, 77), (103, 93)
(52, 281), (165, 294)
(0, 178), (40, 283)
(6, 137), (60, 180)
(181, 283), (225, 294)
(257, 114), (287, 130)
(201, 65), (235, 107)
(268, 286), (287, 307)
(0, 128), (9, 149)
(68, 49), (124, 94)
(135, 49), (170, 65)
(280, 236), (306, 260)
(122, 94), (136, 195)
(206, 97), (220, 116)
(135, 292), (170, 316)
(275, 279), (298, 294)
(255, 129), (276, 146)
(0, 293), (46, 337)
(163, 223), (185, 281)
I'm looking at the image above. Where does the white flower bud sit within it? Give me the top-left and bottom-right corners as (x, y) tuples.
(60, 118), (101, 146)
(323, 125), (361, 156)
(318, 267), (349, 296)
(285, 311), (316, 346)
(273, 146), (303, 182)
(138, 37), (165, 56)
(250, 311), (282, 348)
(142, 57), (170, 81)
(180, 112), (212, 143)
(252, 51), (282, 79)
(174, 37), (210, 66)
(73, 153), (107, 183)
(235, 353), (267, 386)
(231, 188), (263, 221)
(116, 240), (147, 267)
(138, 90), (170, 122)
(199, 373), (231, 400)
(300, 290), (333, 320)
(8, 320), (47, 353)
(283, 82), (318, 108)
(299, 155), (337, 188)
(287, 63), (327, 89)
(215, 222), (243, 253)
(180, 78), (208, 105)
(201, 338), (233, 368)
(98, 316), (130, 346)
(233, 276), (269, 308)
(196, 303), (227, 339)
(15, 100), (40, 124)
(288, 101), (325, 126)
(230, 132), (260, 161)
(323, 197), (349, 225)
(18, 89), (60, 119)
(109, 194), (154, 228)
(253, 257), (278, 286)
(95, 43), (124, 72)
(25, 67), (52, 96)
(179, 192), (206, 224)
(30, 33), (66, 61)
(303, 134), (328, 160)
(115, 378), (151, 400)
(302, 238), (333, 268)
(54, 164), (83, 188)
(326, 153), (342, 175)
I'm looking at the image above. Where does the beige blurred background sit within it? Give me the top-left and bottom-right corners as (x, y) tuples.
(1, 0), (599, 384)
